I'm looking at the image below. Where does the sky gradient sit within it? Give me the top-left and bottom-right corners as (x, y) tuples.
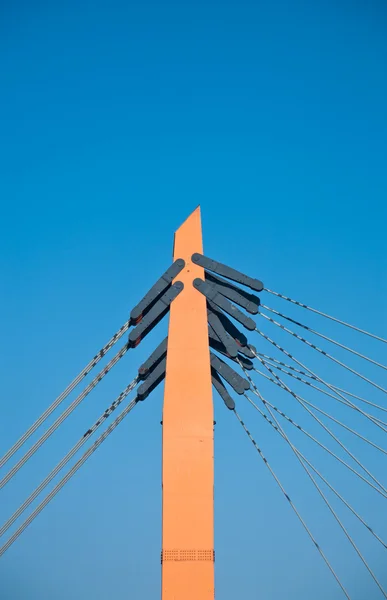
(0, 1), (386, 599)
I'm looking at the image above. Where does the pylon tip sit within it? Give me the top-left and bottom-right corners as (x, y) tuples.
(172, 207), (203, 257)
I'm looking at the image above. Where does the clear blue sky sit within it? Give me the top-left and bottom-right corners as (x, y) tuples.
(0, 1), (386, 598)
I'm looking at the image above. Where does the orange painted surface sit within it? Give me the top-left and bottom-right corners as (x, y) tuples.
(162, 207), (214, 599)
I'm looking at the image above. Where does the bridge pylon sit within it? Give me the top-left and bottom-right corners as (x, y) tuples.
(162, 206), (215, 599)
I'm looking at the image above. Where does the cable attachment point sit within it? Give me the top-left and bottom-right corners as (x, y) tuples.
(192, 253), (264, 292)
(194, 279), (255, 331)
(208, 309), (239, 357)
(138, 337), (168, 379)
(210, 353), (250, 395)
(129, 282), (184, 348)
(130, 259), (185, 324)
(137, 357), (167, 401)
(205, 272), (260, 314)
(208, 327), (254, 370)
(211, 370), (236, 410)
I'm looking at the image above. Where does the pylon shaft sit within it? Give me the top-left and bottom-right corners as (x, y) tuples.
(162, 207), (214, 599)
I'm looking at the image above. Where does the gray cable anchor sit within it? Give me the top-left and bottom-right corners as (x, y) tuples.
(129, 282), (184, 347)
(138, 337), (168, 379)
(205, 272), (260, 314)
(208, 327), (253, 370)
(208, 310), (239, 358)
(210, 353), (250, 395)
(208, 302), (252, 352)
(211, 371), (235, 410)
(194, 278), (255, 331)
(192, 253), (264, 292)
(130, 259), (185, 324)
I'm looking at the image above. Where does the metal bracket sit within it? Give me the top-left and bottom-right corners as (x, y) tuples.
(211, 370), (235, 410)
(128, 282), (184, 348)
(208, 310), (239, 358)
(205, 272), (260, 314)
(192, 253), (264, 292)
(138, 337), (168, 379)
(130, 259), (185, 324)
(194, 279), (255, 331)
(207, 303), (249, 349)
(210, 353), (250, 395)
(137, 356), (167, 400)
(209, 332), (254, 370)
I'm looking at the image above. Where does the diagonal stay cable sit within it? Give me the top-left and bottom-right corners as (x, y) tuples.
(1, 320), (130, 468)
(0, 376), (139, 537)
(264, 288), (387, 345)
(260, 359), (387, 419)
(296, 449), (387, 552)
(240, 363), (387, 500)
(245, 381), (387, 500)
(258, 311), (387, 395)
(251, 352), (387, 497)
(253, 365), (387, 456)
(244, 387), (387, 597)
(252, 351), (387, 416)
(234, 408), (351, 599)
(243, 389), (387, 540)
(0, 344), (129, 489)
(254, 325), (387, 434)
(0, 393), (139, 557)
(262, 304), (387, 372)
(260, 361), (387, 429)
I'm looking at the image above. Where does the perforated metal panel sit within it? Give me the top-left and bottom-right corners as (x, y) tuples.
(161, 549), (215, 563)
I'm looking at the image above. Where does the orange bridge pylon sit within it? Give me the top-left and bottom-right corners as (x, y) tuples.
(162, 207), (215, 599)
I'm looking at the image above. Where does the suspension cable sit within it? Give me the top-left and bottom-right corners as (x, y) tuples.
(247, 392), (387, 549)
(244, 386), (387, 504)
(0, 376), (139, 538)
(259, 312), (387, 395)
(252, 352), (387, 497)
(260, 359), (387, 418)
(240, 366), (387, 500)
(0, 394), (139, 557)
(254, 322), (387, 433)
(0, 344), (128, 489)
(1, 320), (130, 469)
(234, 409), (350, 599)
(245, 390), (387, 596)
(264, 288), (387, 345)
(253, 351), (387, 413)
(255, 361), (387, 431)
(253, 365), (387, 456)
(262, 305), (387, 372)
(243, 384), (387, 598)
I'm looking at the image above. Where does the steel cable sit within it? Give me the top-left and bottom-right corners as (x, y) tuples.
(255, 319), (387, 433)
(258, 311), (387, 395)
(252, 352), (387, 497)
(0, 320), (130, 468)
(0, 344), (129, 489)
(244, 392), (387, 550)
(244, 388), (387, 597)
(0, 394), (139, 557)
(252, 366), (387, 456)
(0, 376), (139, 537)
(255, 360), (387, 431)
(259, 359), (387, 418)
(244, 386), (387, 505)
(240, 366), (387, 500)
(264, 288), (387, 344)
(234, 409), (351, 599)
(238, 350), (387, 416)
(262, 304), (387, 372)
